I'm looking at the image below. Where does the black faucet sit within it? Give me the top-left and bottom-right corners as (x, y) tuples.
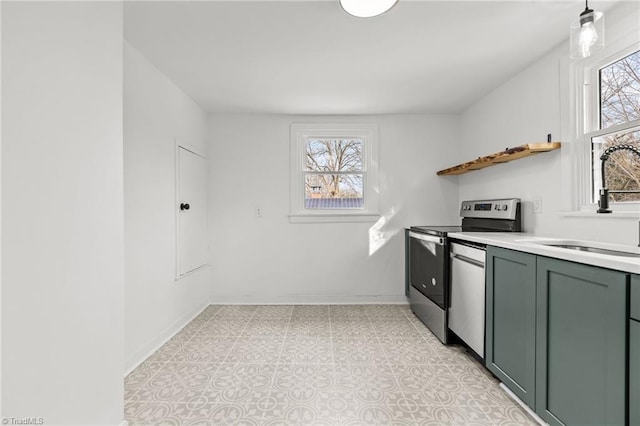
(597, 144), (640, 213)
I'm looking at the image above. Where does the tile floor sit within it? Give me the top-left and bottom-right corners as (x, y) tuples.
(125, 305), (536, 425)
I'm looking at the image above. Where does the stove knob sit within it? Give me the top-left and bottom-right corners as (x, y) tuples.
(502, 204), (508, 211)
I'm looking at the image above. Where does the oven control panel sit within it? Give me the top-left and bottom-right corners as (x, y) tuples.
(460, 198), (520, 220)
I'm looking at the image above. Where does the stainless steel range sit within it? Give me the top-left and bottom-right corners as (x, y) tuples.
(407, 198), (521, 357)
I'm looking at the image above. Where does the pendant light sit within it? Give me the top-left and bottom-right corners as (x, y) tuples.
(570, 0), (604, 59)
(340, 0), (398, 18)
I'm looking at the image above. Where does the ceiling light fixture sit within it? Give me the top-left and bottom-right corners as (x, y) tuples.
(339, 0), (398, 18)
(570, 0), (604, 60)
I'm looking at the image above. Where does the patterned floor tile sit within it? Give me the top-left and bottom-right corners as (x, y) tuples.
(329, 304), (368, 319)
(358, 403), (416, 425)
(333, 342), (387, 365)
(205, 403), (262, 425)
(178, 319), (208, 337)
(124, 304), (538, 426)
(363, 304), (411, 319)
(291, 305), (330, 318)
(408, 405), (456, 425)
(382, 340), (444, 365)
(125, 361), (166, 399)
(198, 318), (247, 336)
(125, 401), (189, 426)
(287, 319), (332, 337)
(477, 404), (538, 425)
(280, 337), (333, 364)
(331, 319), (375, 336)
(170, 340), (232, 364)
(144, 335), (191, 364)
(223, 337), (284, 364)
(134, 364), (213, 404)
(252, 305), (294, 319)
(242, 319), (290, 337)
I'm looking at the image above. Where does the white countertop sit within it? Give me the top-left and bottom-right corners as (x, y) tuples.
(448, 232), (640, 274)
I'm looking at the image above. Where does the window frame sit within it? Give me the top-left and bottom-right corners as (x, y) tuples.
(575, 33), (640, 212)
(289, 123), (380, 223)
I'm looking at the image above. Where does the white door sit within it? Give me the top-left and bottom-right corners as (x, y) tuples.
(177, 146), (208, 277)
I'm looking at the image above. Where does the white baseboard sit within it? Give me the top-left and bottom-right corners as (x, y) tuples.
(208, 294), (409, 305)
(124, 302), (208, 376)
(499, 383), (547, 425)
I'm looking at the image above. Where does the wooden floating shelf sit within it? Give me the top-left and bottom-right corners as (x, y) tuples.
(437, 142), (562, 176)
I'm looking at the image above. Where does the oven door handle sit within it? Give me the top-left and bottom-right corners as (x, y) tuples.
(451, 253), (485, 268)
(408, 232), (444, 245)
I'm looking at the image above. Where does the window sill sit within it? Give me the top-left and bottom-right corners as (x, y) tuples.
(289, 213), (380, 224)
(557, 210), (640, 219)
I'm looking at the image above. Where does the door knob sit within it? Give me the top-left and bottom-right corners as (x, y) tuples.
(180, 203), (190, 211)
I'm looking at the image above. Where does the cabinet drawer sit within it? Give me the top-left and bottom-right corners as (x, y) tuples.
(632, 275), (640, 321)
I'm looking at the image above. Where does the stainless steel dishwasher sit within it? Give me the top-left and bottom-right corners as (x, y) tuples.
(409, 198), (521, 353)
(448, 240), (487, 358)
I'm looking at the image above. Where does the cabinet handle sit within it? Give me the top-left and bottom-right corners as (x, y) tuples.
(180, 203), (190, 211)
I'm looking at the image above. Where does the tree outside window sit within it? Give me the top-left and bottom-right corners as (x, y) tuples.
(289, 123), (379, 222)
(592, 49), (640, 202)
(304, 138), (364, 209)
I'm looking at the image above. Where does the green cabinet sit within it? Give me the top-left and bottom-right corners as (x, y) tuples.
(535, 258), (627, 426)
(486, 247), (628, 425)
(632, 275), (640, 321)
(631, 275), (640, 426)
(631, 319), (640, 426)
(486, 246), (537, 407)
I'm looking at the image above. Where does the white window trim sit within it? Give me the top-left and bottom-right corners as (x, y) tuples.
(289, 123), (380, 223)
(571, 26), (640, 214)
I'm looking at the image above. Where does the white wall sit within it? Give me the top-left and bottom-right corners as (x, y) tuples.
(457, 43), (565, 235)
(2, 3), (124, 424)
(208, 114), (460, 303)
(458, 1), (640, 246)
(124, 43), (210, 372)
(1, 2), (4, 418)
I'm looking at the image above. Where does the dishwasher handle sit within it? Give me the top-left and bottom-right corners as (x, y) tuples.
(450, 252), (485, 268)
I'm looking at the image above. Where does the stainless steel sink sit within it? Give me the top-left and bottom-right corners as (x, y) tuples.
(516, 238), (640, 258)
(541, 243), (640, 258)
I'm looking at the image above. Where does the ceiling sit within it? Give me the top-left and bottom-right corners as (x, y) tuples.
(124, 0), (617, 115)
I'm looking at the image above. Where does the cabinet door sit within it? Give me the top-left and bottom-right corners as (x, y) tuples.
(535, 257), (626, 426)
(632, 275), (640, 321)
(486, 246), (537, 408)
(631, 319), (640, 426)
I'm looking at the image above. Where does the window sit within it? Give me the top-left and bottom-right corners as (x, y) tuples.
(305, 138), (364, 208)
(290, 123), (379, 223)
(585, 48), (640, 205)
